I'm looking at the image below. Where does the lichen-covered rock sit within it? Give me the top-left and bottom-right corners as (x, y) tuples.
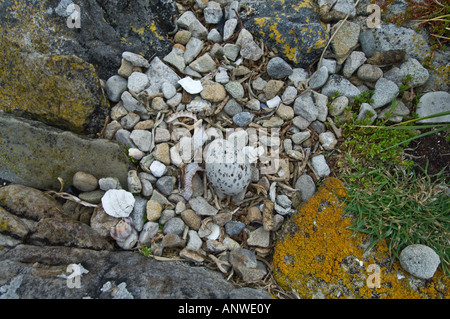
(240, 0), (328, 68)
(0, 35), (109, 134)
(273, 178), (449, 298)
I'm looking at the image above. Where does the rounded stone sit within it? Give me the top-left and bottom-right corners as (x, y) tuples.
(73, 171), (98, 192)
(146, 200), (162, 221)
(200, 82), (227, 102)
(357, 64), (383, 82)
(233, 112), (254, 127)
(105, 75), (128, 102)
(399, 244), (441, 279)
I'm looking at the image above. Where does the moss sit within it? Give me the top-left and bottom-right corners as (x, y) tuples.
(273, 178), (449, 298)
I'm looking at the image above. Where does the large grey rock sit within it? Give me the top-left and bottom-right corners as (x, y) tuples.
(321, 75), (360, 98)
(371, 78), (399, 109)
(373, 24), (431, 64)
(416, 92), (450, 123)
(0, 245), (272, 299)
(399, 244), (441, 279)
(0, 113), (132, 191)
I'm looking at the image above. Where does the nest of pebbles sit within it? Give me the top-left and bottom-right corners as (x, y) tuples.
(66, 0), (441, 291)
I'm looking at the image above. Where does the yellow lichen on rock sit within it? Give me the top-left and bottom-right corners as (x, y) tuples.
(273, 178), (449, 298)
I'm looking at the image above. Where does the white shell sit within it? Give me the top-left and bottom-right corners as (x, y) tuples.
(178, 77), (203, 94)
(205, 139), (251, 196)
(101, 189), (136, 218)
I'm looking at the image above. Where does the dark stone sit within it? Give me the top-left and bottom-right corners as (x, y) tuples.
(0, 245), (272, 299)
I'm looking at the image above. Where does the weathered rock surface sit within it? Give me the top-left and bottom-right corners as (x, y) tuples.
(0, 114), (132, 191)
(0, 0), (177, 79)
(0, 245), (272, 299)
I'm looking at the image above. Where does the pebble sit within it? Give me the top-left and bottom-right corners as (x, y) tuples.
(276, 104), (295, 120)
(184, 37), (204, 64)
(189, 196), (218, 216)
(118, 59), (134, 78)
(399, 58), (429, 88)
(294, 93), (318, 122)
(281, 86), (297, 105)
(181, 209), (202, 230)
(225, 81), (245, 99)
(149, 160), (167, 178)
(127, 170), (142, 194)
(139, 221), (160, 245)
(200, 82), (227, 102)
(267, 57), (293, 79)
(127, 72), (149, 93)
(239, 37), (264, 61)
(207, 28), (222, 42)
(155, 176), (174, 196)
(416, 91), (450, 123)
(247, 227), (270, 248)
(342, 51), (367, 78)
(356, 64), (383, 82)
(321, 74), (361, 98)
(309, 66), (329, 89)
(138, 172), (154, 197)
(161, 82), (177, 100)
(371, 78), (399, 109)
(295, 174), (316, 201)
(130, 130), (152, 152)
(329, 95), (349, 117)
(105, 75), (128, 102)
(163, 217), (185, 236)
(224, 99), (243, 116)
(120, 112), (140, 130)
(359, 30), (376, 57)
(223, 18), (238, 41)
(311, 154), (331, 177)
(225, 220), (246, 237)
(233, 112), (254, 127)
(73, 171), (98, 192)
(357, 103), (377, 124)
(291, 131), (311, 144)
(186, 230), (203, 251)
(174, 30), (191, 45)
(99, 177), (122, 191)
(204, 1), (223, 24)
(400, 244), (441, 279)
(319, 131), (337, 150)
(146, 199), (162, 221)
(189, 53), (216, 73)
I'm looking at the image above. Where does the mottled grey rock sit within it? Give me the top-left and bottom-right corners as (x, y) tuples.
(189, 196), (218, 216)
(400, 244), (441, 279)
(163, 217), (185, 236)
(225, 220), (246, 236)
(184, 37), (204, 64)
(204, 1), (223, 24)
(145, 57), (181, 95)
(357, 103), (377, 124)
(156, 176), (175, 196)
(127, 72), (150, 93)
(331, 20), (360, 64)
(293, 92), (318, 122)
(357, 64), (383, 82)
(321, 75), (360, 98)
(399, 58), (429, 88)
(224, 99), (243, 117)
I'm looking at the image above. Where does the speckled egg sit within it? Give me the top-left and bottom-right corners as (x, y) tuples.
(205, 139), (251, 197)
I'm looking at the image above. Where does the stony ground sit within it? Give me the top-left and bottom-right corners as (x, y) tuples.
(0, 0), (449, 299)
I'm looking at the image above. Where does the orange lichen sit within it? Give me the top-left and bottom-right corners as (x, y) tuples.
(273, 178), (449, 299)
